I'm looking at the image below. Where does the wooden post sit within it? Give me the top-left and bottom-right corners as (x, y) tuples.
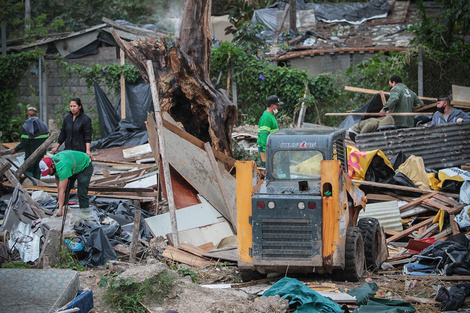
(146, 59), (179, 247)
(129, 209), (142, 263)
(289, 0), (297, 33)
(274, 4), (290, 44)
(204, 142), (237, 232)
(15, 131), (58, 179)
(379, 90), (386, 105)
(120, 49), (126, 120)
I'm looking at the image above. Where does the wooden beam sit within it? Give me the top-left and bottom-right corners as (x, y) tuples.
(352, 179), (459, 198)
(274, 4), (290, 44)
(204, 142), (237, 233)
(344, 86), (436, 102)
(399, 192), (438, 212)
(15, 131), (58, 179)
(120, 49), (126, 120)
(129, 209), (141, 263)
(146, 59), (179, 247)
(325, 112), (432, 116)
(386, 216), (434, 243)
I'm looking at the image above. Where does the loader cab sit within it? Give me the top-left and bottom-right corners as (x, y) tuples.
(265, 128), (348, 181)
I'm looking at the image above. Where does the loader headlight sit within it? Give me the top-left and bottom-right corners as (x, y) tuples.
(267, 201), (275, 209)
(298, 202), (306, 210)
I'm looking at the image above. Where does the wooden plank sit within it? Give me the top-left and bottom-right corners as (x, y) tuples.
(162, 245), (213, 268)
(366, 193), (399, 201)
(386, 216), (434, 243)
(15, 131), (59, 179)
(352, 179), (459, 198)
(344, 86), (436, 102)
(204, 142), (237, 232)
(122, 144), (152, 159)
(198, 242), (215, 251)
(162, 118), (236, 169)
(203, 247), (238, 262)
(432, 193), (460, 207)
(162, 123), (237, 227)
(399, 193), (438, 212)
(326, 112), (432, 116)
(452, 85), (470, 107)
(129, 209), (141, 263)
(179, 242), (210, 258)
(147, 60), (179, 247)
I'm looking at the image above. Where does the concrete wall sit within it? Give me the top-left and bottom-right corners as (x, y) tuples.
(287, 52), (376, 77)
(17, 46), (119, 129)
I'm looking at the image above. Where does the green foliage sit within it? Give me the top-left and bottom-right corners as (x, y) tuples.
(54, 245), (86, 271)
(57, 58), (141, 96)
(232, 22), (270, 55)
(0, 50), (43, 141)
(211, 42), (342, 127)
(2, 261), (31, 269)
(101, 271), (176, 313)
(225, 0), (274, 35)
(410, 0), (470, 51)
(177, 267), (200, 284)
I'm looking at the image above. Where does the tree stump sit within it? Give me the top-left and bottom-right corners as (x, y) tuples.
(110, 0), (237, 156)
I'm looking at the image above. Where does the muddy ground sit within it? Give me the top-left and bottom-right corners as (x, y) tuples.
(77, 258), (462, 313)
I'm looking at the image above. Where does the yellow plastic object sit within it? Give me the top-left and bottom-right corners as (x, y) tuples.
(432, 209), (445, 231)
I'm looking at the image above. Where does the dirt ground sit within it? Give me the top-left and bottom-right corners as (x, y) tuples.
(77, 259), (464, 313)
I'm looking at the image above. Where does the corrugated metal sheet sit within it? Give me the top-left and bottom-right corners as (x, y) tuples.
(359, 201), (403, 232)
(355, 121), (470, 170)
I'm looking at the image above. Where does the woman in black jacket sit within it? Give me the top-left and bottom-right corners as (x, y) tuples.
(52, 97), (92, 158)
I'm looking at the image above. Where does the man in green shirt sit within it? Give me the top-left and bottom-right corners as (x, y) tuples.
(379, 75), (424, 128)
(257, 95), (283, 167)
(39, 150), (93, 217)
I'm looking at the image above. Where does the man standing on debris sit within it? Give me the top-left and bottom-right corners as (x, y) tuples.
(379, 75), (424, 128)
(257, 95), (283, 167)
(428, 95), (470, 126)
(11, 107), (49, 179)
(39, 150), (93, 217)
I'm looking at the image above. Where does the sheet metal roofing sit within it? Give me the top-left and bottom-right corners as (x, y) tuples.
(355, 121), (470, 170)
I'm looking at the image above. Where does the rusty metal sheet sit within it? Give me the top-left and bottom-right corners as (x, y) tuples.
(355, 121), (470, 170)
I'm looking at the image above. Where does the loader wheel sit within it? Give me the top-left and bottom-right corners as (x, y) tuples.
(335, 227), (365, 282)
(358, 217), (381, 271)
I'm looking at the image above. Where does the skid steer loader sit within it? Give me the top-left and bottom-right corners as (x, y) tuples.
(236, 128), (388, 281)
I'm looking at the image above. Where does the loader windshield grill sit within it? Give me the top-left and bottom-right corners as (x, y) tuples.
(260, 218), (313, 259)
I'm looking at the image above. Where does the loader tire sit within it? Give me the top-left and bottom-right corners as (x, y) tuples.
(358, 217), (381, 271)
(334, 227), (364, 282)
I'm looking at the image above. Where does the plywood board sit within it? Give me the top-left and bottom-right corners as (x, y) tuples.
(144, 196), (221, 237)
(162, 124), (237, 226)
(122, 143), (152, 159)
(452, 85), (470, 107)
(170, 221), (235, 247)
(162, 246), (213, 268)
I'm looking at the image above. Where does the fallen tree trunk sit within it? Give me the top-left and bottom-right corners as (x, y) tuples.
(109, 0), (237, 156)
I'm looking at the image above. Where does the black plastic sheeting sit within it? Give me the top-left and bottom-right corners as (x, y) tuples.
(339, 93), (387, 130)
(79, 225), (118, 267)
(253, 0), (391, 32)
(91, 78), (153, 150)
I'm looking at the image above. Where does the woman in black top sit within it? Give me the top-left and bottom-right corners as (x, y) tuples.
(52, 98), (92, 158)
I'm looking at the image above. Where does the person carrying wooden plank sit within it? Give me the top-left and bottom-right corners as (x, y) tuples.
(10, 107), (49, 179)
(378, 75), (424, 128)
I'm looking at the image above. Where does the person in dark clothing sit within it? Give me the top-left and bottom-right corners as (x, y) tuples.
(51, 97), (92, 158)
(11, 107), (49, 179)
